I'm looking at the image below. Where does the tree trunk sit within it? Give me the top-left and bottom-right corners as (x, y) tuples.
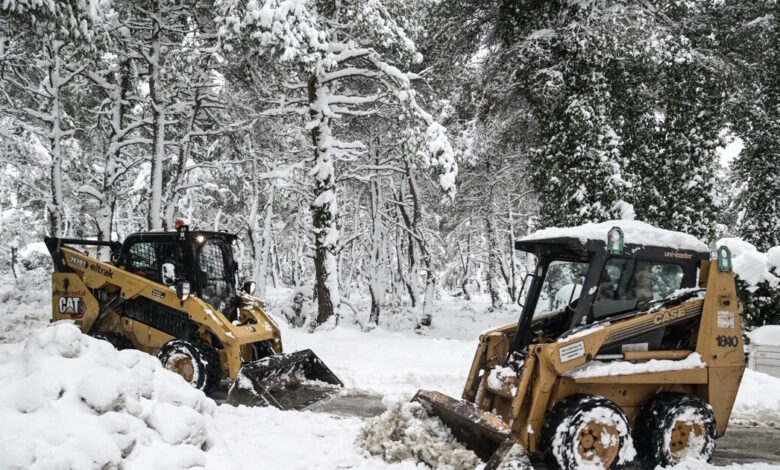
(308, 74), (340, 326)
(367, 147), (385, 326)
(399, 156), (435, 328)
(506, 196), (518, 302)
(10, 246), (18, 280)
(485, 160), (503, 309)
(47, 39), (65, 237)
(96, 62), (131, 259)
(257, 185), (274, 297)
(148, 21), (164, 231)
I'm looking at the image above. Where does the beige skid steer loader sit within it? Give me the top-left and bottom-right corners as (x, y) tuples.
(45, 223), (341, 409)
(414, 222), (745, 469)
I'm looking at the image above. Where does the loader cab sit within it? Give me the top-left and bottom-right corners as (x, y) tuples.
(119, 228), (240, 313)
(511, 232), (708, 354)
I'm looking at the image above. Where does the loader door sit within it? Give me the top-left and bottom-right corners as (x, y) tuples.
(197, 238), (236, 312)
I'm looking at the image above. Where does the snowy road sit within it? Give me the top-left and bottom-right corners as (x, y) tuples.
(712, 427), (780, 466)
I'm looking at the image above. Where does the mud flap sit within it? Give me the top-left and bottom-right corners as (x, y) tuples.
(227, 349), (343, 410)
(413, 390), (516, 461)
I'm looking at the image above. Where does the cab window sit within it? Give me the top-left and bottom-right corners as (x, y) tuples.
(127, 241), (188, 283)
(592, 259), (684, 320)
(198, 239), (233, 310)
(533, 260), (589, 320)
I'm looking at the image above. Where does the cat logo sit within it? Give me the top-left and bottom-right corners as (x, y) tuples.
(58, 296), (86, 318)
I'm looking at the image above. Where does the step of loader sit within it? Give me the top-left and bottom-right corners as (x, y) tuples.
(227, 349), (343, 410)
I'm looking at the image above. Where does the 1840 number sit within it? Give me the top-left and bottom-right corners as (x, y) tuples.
(716, 335), (739, 348)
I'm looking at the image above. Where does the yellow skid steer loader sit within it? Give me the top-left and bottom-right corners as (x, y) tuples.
(45, 223), (341, 409)
(414, 222), (745, 469)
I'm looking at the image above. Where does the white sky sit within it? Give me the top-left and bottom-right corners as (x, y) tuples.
(717, 136), (743, 168)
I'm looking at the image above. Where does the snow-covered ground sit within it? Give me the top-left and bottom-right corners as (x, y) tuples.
(1, 283), (779, 469)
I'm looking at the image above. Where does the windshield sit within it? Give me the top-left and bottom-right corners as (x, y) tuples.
(592, 259), (684, 319)
(198, 239), (235, 311)
(533, 260), (589, 320)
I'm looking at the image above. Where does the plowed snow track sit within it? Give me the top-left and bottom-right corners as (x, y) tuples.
(214, 384), (780, 468)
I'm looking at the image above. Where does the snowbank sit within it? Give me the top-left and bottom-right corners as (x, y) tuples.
(0, 271), (51, 344)
(356, 401), (483, 469)
(730, 369), (780, 426)
(0, 322), (235, 469)
(521, 220), (709, 252)
(748, 326), (780, 347)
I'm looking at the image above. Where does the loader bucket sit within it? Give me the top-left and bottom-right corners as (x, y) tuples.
(227, 349), (343, 410)
(413, 390), (514, 462)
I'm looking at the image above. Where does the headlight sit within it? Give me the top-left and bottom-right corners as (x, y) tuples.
(242, 281), (256, 296)
(176, 281), (190, 302)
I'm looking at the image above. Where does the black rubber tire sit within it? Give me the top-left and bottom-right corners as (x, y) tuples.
(634, 393), (717, 469)
(158, 339), (221, 395)
(91, 332), (133, 350)
(539, 394), (634, 470)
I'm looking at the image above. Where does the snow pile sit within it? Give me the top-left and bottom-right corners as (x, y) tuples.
(730, 369), (780, 426)
(356, 401), (483, 469)
(747, 325), (780, 347)
(487, 365), (517, 394)
(564, 353), (705, 379)
(0, 322), (231, 469)
(717, 238), (780, 291)
(522, 220), (709, 252)
(0, 270), (50, 341)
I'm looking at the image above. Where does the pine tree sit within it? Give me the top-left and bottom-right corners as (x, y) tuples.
(728, 2), (780, 251)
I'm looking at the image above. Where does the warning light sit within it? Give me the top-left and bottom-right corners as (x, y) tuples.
(174, 218), (186, 230)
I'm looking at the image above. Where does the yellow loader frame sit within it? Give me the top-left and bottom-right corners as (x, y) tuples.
(416, 254), (744, 467)
(51, 244), (281, 381)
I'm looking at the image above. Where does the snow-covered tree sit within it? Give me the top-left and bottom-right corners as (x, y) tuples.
(217, 0), (457, 326)
(1, 0), (108, 235)
(722, 1), (780, 251)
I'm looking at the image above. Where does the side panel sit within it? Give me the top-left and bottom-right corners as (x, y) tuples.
(52, 273), (100, 332)
(696, 267), (745, 436)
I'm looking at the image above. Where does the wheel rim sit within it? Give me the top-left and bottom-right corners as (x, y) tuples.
(166, 353), (196, 384)
(670, 419), (706, 461)
(577, 421), (620, 468)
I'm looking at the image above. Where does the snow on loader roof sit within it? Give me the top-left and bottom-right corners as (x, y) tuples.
(520, 219), (709, 252)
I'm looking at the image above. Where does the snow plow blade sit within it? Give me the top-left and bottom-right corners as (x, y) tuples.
(227, 349), (343, 410)
(413, 390), (528, 469)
